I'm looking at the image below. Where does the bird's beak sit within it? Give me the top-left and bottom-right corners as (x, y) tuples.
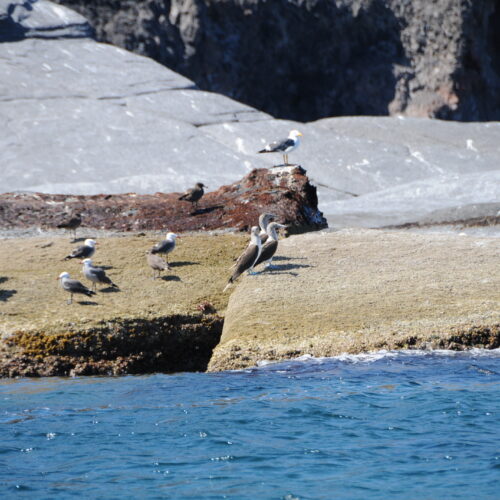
(298, 132), (303, 136)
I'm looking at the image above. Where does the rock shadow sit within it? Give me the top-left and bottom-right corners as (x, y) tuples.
(161, 275), (182, 282)
(191, 205), (224, 216)
(170, 261), (200, 268)
(267, 263), (312, 271)
(0, 289), (17, 302)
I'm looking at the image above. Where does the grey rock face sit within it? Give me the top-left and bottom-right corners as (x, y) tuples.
(53, 0), (500, 122)
(1, 0), (499, 231)
(0, 0), (93, 41)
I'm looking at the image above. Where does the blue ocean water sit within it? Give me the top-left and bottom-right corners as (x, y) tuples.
(1, 350), (499, 499)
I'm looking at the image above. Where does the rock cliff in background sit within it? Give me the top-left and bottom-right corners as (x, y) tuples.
(53, 0), (500, 122)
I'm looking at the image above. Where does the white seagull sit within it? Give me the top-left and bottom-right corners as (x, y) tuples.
(57, 272), (96, 304)
(150, 232), (178, 263)
(258, 130), (303, 166)
(81, 258), (119, 291)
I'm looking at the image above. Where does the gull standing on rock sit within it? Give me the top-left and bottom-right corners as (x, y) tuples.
(254, 222), (287, 269)
(150, 232), (178, 263)
(258, 130), (303, 166)
(63, 239), (97, 261)
(81, 258), (119, 291)
(58, 272), (96, 304)
(57, 212), (82, 239)
(258, 213), (276, 244)
(146, 251), (171, 280)
(224, 226), (262, 292)
(178, 183), (207, 211)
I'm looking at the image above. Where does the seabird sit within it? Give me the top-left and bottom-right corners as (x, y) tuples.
(150, 232), (178, 263)
(57, 212), (82, 239)
(258, 130), (303, 166)
(254, 222), (287, 269)
(63, 239), (97, 261)
(146, 251), (171, 280)
(81, 258), (118, 291)
(258, 213), (276, 244)
(57, 271), (96, 304)
(224, 226), (262, 292)
(178, 183), (207, 211)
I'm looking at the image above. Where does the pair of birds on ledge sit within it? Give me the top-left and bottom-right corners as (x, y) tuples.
(224, 213), (287, 292)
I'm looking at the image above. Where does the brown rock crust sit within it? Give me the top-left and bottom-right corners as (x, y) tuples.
(0, 167), (326, 233)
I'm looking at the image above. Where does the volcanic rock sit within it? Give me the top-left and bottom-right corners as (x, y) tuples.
(54, 0), (500, 122)
(0, 167), (327, 232)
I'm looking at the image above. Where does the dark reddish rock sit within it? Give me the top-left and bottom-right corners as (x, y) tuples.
(0, 167), (327, 233)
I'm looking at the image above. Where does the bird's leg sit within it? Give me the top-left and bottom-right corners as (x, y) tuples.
(67, 294), (72, 305)
(265, 258), (276, 269)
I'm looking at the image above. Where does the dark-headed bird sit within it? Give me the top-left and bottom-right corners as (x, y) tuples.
(63, 238), (96, 261)
(223, 226), (262, 292)
(258, 213), (276, 244)
(178, 183), (207, 211)
(254, 222), (287, 269)
(58, 271), (96, 304)
(258, 130), (303, 165)
(146, 251), (171, 280)
(82, 258), (119, 291)
(57, 212), (82, 239)
(150, 232), (178, 263)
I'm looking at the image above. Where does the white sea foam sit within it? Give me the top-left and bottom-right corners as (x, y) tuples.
(250, 348), (500, 371)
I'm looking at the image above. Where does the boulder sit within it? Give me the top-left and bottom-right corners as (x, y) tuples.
(0, 167), (327, 232)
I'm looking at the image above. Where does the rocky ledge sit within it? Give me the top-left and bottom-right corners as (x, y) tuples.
(1, 228), (498, 377)
(208, 229), (500, 371)
(0, 167), (326, 233)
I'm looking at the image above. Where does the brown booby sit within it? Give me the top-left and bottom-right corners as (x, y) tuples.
(63, 239), (96, 261)
(224, 226), (262, 292)
(146, 251), (171, 280)
(81, 258), (118, 291)
(258, 130), (303, 165)
(57, 212), (82, 239)
(58, 272), (96, 304)
(254, 222), (287, 269)
(178, 183), (207, 211)
(150, 232), (178, 263)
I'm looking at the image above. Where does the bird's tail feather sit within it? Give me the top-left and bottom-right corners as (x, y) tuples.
(223, 280), (233, 292)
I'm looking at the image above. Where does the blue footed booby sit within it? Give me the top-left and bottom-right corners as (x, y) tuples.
(178, 182), (207, 211)
(258, 130), (303, 165)
(254, 222), (287, 269)
(224, 226), (262, 292)
(64, 239), (96, 261)
(58, 272), (96, 304)
(258, 213), (276, 244)
(82, 258), (119, 291)
(151, 232), (178, 262)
